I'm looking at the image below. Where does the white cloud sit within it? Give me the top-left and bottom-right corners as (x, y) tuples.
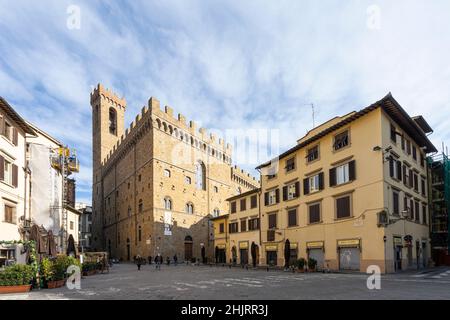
(0, 0), (449, 202)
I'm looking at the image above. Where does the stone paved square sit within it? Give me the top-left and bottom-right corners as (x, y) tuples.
(1, 264), (450, 300)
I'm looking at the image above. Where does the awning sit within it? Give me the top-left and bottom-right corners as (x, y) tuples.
(307, 241), (324, 249)
(337, 239), (361, 248)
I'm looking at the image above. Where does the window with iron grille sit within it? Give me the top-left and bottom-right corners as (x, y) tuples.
(285, 158), (295, 172)
(334, 131), (349, 151)
(307, 145), (319, 162)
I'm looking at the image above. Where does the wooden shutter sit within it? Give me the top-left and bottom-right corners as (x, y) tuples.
(282, 186), (288, 201)
(389, 157), (394, 178)
(294, 181), (300, 197)
(264, 192), (269, 206)
(0, 155), (4, 181)
(349, 160), (356, 181)
(12, 128), (18, 146)
(402, 165), (407, 185)
(329, 168), (337, 187)
(0, 117), (3, 137)
(12, 164), (18, 188)
(318, 172), (324, 190)
(275, 189), (280, 203)
(396, 161), (402, 180)
(303, 178), (310, 195)
(408, 169), (413, 188)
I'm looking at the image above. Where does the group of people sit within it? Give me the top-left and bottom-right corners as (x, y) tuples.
(134, 254), (178, 271)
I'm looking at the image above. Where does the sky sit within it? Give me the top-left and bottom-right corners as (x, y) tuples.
(1, 0), (450, 205)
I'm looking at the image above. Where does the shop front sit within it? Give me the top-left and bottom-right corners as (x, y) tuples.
(338, 239), (361, 271)
(239, 241), (249, 265)
(307, 241), (325, 270)
(265, 245), (278, 266)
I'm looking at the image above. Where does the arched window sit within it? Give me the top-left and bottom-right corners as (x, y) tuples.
(195, 161), (206, 191)
(138, 226), (142, 242)
(109, 107), (117, 135)
(164, 197), (172, 211)
(185, 202), (194, 214)
(138, 199), (143, 214)
(164, 169), (171, 178)
(213, 208), (220, 217)
(214, 186), (219, 193)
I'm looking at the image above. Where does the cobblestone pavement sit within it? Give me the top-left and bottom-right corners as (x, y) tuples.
(1, 264), (450, 300)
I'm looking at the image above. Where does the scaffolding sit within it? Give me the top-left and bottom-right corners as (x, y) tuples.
(50, 147), (79, 253)
(429, 151), (450, 263)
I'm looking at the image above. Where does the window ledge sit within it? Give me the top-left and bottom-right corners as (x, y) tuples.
(332, 180), (354, 188)
(334, 216), (353, 221)
(1, 136), (15, 147)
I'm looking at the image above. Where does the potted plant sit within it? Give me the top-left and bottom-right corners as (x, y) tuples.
(308, 258), (318, 272)
(0, 264), (34, 294)
(39, 258), (54, 288)
(296, 258), (306, 273)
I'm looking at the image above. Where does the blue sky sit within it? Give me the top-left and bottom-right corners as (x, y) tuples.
(1, 0), (450, 205)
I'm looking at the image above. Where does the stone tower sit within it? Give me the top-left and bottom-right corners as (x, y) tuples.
(90, 83), (126, 250)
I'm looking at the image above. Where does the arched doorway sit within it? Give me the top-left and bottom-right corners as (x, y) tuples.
(231, 246), (237, 265)
(184, 236), (193, 262)
(126, 238), (131, 261)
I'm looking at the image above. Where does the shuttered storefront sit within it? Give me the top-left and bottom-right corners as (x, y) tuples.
(338, 239), (361, 271)
(307, 241), (325, 270)
(239, 242), (249, 265)
(265, 245), (278, 266)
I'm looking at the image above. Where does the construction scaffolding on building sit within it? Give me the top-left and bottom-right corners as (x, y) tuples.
(50, 147), (79, 253)
(429, 149), (450, 265)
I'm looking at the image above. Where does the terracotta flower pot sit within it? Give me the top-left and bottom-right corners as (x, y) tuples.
(0, 285), (32, 294)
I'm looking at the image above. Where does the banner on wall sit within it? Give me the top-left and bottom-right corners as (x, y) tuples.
(164, 211), (172, 236)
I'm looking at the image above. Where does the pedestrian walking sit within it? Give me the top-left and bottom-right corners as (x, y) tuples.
(148, 256), (152, 265)
(155, 253), (162, 270)
(173, 254), (178, 266)
(136, 255), (142, 271)
(166, 256), (170, 266)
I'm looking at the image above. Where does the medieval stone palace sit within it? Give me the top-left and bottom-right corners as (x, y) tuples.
(91, 84), (258, 261)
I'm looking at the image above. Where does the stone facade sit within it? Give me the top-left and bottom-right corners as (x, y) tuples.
(91, 84), (259, 261)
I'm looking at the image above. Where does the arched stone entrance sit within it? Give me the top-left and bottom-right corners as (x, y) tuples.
(184, 235), (193, 262)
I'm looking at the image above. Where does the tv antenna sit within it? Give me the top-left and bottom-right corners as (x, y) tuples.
(301, 103), (315, 128)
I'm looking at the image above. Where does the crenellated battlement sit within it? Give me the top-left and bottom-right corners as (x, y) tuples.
(231, 165), (260, 189)
(148, 96), (233, 156)
(100, 94), (240, 172)
(90, 83), (127, 110)
(101, 101), (152, 167)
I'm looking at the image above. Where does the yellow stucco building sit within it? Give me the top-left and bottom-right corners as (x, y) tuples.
(211, 188), (261, 266)
(212, 93), (436, 273)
